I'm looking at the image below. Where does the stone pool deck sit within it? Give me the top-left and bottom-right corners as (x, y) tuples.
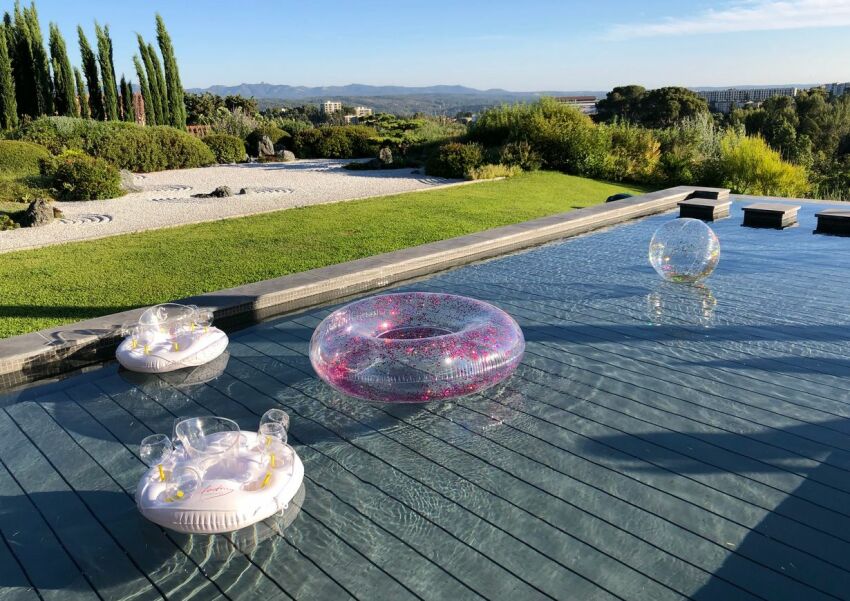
(0, 160), (462, 253)
(0, 185), (728, 389)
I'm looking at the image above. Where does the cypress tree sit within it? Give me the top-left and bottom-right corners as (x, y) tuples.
(119, 74), (134, 122)
(48, 22), (75, 116)
(77, 26), (102, 120)
(147, 42), (169, 125)
(155, 14), (185, 128)
(23, 2), (51, 115)
(94, 22), (118, 120)
(0, 24), (18, 129)
(74, 66), (88, 118)
(132, 54), (154, 125)
(137, 35), (162, 125)
(10, 3), (37, 117)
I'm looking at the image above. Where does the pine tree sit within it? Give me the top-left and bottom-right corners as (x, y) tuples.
(132, 54), (154, 125)
(10, 3), (37, 117)
(23, 2), (52, 116)
(77, 26), (102, 119)
(48, 22), (75, 116)
(0, 24), (18, 129)
(147, 42), (169, 125)
(155, 14), (185, 128)
(74, 66), (88, 118)
(94, 22), (118, 120)
(119, 74), (134, 122)
(137, 35), (162, 125)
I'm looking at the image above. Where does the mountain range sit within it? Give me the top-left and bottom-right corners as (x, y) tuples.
(185, 82), (605, 100)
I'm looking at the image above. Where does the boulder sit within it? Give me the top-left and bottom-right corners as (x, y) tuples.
(238, 188), (248, 195)
(21, 199), (54, 227)
(119, 169), (143, 192)
(365, 158), (382, 169)
(257, 135), (275, 157)
(277, 149), (296, 162)
(378, 147), (393, 165)
(191, 186), (233, 199)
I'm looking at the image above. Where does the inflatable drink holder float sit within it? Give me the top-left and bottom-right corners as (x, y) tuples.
(117, 303), (229, 373)
(137, 411), (304, 534)
(310, 292), (525, 402)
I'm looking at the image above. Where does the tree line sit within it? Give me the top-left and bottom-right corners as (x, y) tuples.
(0, 1), (185, 130)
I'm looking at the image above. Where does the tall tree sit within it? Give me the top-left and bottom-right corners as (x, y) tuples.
(48, 22), (75, 116)
(77, 26), (102, 119)
(155, 14), (185, 128)
(132, 54), (154, 125)
(94, 22), (118, 120)
(137, 35), (162, 125)
(0, 23), (18, 129)
(10, 3), (37, 117)
(596, 85), (646, 123)
(147, 42), (169, 125)
(119, 74), (133, 122)
(23, 2), (51, 116)
(73, 66), (88, 118)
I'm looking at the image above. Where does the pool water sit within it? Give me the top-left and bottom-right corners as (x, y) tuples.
(2, 200), (850, 600)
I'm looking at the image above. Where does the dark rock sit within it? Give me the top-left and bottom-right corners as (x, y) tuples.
(411, 169), (421, 174)
(378, 147), (393, 165)
(119, 169), (143, 192)
(366, 158), (382, 169)
(605, 193), (633, 203)
(238, 188), (248, 195)
(191, 186), (233, 199)
(21, 199), (54, 227)
(257, 135), (275, 157)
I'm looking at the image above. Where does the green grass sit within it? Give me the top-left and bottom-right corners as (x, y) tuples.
(0, 171), (645, 338)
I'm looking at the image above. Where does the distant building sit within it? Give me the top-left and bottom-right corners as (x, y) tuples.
(554, 95), (597, 115)
(321, 100), (342, 114)
(696, 87), (798, 113)
(823, 82), (850, 97)
(343, 115), (359, 124)
(353, 106), (373, 117)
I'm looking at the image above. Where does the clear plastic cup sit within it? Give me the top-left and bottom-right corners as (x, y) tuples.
(174, 416), (241, 463)
(140, 434), (173, 467)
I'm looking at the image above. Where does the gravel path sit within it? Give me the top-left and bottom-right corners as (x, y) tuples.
(0, 159), (460, 253)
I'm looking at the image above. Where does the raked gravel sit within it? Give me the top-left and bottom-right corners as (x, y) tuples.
(0, 159), (462, 253)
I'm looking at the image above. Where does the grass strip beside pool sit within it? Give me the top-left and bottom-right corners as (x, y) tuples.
(0, 172), (644, 338)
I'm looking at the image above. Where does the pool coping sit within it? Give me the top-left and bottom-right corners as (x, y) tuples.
(0, 184), (729, 390)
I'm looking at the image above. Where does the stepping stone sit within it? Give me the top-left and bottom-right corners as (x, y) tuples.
(742, 203), (800, 229)
(677, 198), (732, 221)
(815, 209), (850, 236)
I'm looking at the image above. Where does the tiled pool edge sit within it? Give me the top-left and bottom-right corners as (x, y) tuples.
(0, 185), (728, 390)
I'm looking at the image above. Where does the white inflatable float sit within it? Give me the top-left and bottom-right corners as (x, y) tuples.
(117, 303), (228, 373)
(137, 415), (304, 534)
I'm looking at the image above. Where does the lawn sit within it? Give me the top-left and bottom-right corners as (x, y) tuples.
(0, 171), (645, 338)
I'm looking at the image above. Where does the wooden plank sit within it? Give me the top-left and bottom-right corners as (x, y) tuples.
(249, 325), (848, 601)
(0, 407), (161, 601)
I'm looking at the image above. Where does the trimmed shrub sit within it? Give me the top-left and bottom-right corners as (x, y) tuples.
(202, 133), (246, 163)
(293, 125), (380, 158)
(426, 142), (484, 178)
(17, 116), (214, 173)
(0, 140), (51, 177)
(714, 131), (809, 197)
(51, 150), (123, 201)
(499, 141), (541, 171)
(467, 164), (522, 180)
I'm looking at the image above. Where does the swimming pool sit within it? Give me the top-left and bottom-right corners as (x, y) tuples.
(2, 199), (850, 600)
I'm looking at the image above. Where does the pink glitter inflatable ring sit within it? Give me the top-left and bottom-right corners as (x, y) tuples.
(309, 292), (525, 403)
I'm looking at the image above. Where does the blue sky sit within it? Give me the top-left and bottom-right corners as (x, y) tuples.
(19, 0), (850, 91)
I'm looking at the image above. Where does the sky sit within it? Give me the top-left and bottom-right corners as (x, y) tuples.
(18, 0), (850, 91)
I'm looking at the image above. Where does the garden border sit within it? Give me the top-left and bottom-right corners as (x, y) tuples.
(0, 185), (728, 390)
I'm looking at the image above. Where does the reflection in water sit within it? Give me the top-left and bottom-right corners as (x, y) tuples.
(646, 282), (717, 328)
(118, 351), (230, 389)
